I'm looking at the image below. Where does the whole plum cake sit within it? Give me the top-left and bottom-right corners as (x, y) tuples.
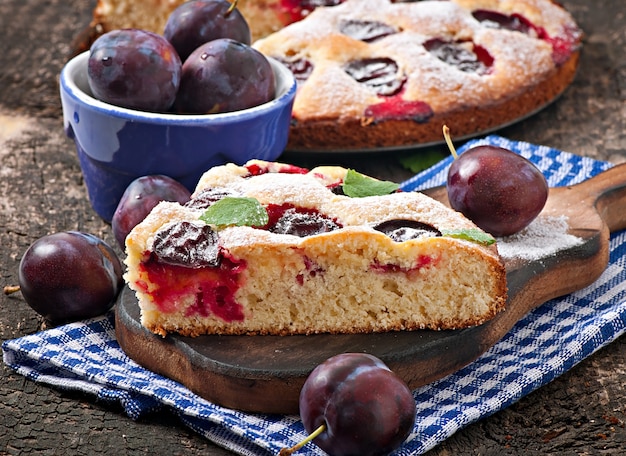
(253, 0), (582, 151)
(124, 160), (507, 337)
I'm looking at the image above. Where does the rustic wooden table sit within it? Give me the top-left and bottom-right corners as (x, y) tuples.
(1, 0), (625, 454)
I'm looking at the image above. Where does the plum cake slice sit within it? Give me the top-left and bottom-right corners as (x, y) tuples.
(124, 160), (507, 337)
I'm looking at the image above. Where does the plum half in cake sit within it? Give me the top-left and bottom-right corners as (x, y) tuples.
(124, 160), (507, 337)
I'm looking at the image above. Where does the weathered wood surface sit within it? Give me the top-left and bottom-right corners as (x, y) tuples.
(0, 0), (625, 455)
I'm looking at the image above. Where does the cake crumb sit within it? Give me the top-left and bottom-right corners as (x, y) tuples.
(497, 215), (584, 261)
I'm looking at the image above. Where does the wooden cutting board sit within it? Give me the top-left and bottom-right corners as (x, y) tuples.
(115, 163), (626, 414)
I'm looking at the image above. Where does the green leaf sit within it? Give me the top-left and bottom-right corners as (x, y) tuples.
(441, 228), (496, 246)
(199, 197), (269, 228)
(399, 149), (447, 174)
(342, 169), (400, 198)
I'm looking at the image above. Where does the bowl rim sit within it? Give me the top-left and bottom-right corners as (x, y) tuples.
(60, 51), (297, 125)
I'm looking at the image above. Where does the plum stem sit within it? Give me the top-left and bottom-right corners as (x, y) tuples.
(226, 0), (239, 16)
(442, 125), (459, 159)
(278, 423), (326, 456)
(3, 285), (21, 295)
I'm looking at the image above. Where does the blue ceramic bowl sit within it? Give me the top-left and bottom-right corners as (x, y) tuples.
(60, 51), (296, 223)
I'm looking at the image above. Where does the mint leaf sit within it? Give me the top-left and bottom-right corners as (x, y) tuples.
(199, 197), (269, 228)
(441, 229), (496, 246)
(399, 149), (447, 174)
(342, 169), (400, 198)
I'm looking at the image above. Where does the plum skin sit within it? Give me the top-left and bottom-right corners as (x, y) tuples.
(447, 145), (549, 237)
(88, 29), (182, 112)
(112, 175), (191, 250)
(174, 38), (275, 114)
(299, 353), (416, 456)
(17, 232), (123, 324)
(164, 0), (252, 62)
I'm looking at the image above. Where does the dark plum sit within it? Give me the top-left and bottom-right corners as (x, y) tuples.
(444, 127), (548, 237)
(472, 10), (534, 35)
(174, 38), (275, 114)
(152, 221), (221, 267)
(373, 219), (442, 242)
(339, 19), (398, 42)
(275, 56), (314, 84)
(112, 175), (191, 249)
(286, 353), (416, 456)
(18, 232), (123, 325)
(343, 58), (405, 96)
(88, 29), (182, 112)
(330, 183), (346, 196)
(164, 0), (251, 62)
(268, 206), (342, 237)
(423, 38), (494, 75)
(184, 188), (237, 210)
(472, 9), (580, 65)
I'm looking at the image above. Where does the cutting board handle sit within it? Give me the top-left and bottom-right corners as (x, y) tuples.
(571, 163), (626, 233)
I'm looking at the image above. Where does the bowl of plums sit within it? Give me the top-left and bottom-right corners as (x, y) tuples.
(60, 0), (296, 223)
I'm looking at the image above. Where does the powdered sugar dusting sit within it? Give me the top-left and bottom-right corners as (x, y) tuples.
(496, 215), (584, 261)
(196, 165), (476, 233)
(221, 172), (335, 208)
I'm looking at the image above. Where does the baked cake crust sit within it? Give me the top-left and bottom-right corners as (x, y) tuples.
(124, 160), (507, 337)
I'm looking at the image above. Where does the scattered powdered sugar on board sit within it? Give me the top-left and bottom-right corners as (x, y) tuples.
(496, 215), (584, 261)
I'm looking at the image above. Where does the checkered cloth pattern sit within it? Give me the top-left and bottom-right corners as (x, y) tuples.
(4, 135), (626, 456)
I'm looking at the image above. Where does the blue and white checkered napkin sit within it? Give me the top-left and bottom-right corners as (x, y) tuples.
(4, 135), (626, 455)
